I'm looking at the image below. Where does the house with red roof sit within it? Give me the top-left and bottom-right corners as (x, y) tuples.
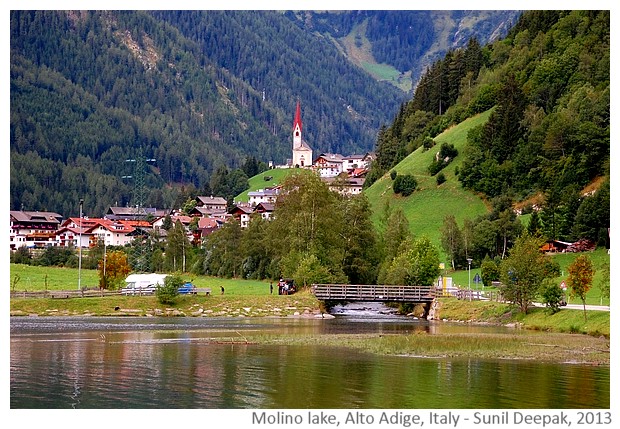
(56, 217), (138, 247)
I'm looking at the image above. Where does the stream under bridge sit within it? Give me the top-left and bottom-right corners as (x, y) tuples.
(311, 284), (436, 318)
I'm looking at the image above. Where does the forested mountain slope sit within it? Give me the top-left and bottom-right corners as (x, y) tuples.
(10, 10), (402, 216)
(10, 10), (518, 217)
(288, 10), (520, 91)
(366, 10), (610, 257)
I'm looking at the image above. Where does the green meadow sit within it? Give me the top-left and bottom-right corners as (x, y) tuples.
(364, 110), (492, 256)
(442, 248), (609, 306)
(10, 263), (273, 295)
(234, 167), (293, 203)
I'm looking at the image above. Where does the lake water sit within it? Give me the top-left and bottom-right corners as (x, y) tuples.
(10, 307), (609, 409)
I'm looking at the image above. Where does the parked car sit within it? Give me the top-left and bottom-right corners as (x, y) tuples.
(177, 282), (196, 294)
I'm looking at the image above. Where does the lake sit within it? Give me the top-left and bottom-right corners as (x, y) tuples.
(10, 308), (609, 409)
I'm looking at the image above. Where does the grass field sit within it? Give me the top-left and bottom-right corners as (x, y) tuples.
(10, 288), (321, 318)
(437, 298), (609, 338)
(9, 263), (274, 295)
(10, 264), (100, 291)
(364, 110), (492, 258)
(12, 248), (609, 306)
(442, 248), (610, 306)
(234, 167), (293, 203)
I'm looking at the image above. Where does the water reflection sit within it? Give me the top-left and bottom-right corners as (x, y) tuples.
(10, 315), (609, 409)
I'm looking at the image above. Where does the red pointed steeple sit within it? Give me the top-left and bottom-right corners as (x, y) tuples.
(293, 100), (302, 134)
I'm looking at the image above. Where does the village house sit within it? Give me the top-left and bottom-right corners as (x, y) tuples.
(254, 202), (275, 221)
(89, 219), (140, 247)
(188, 205), (228, 219)
(10, 210), (63, 250)
(194, 217), (224, 241)
(322, 176), (365, 196)
(314, 153), (345, 177)
(228, 204), (254, 228)
(539, 239), (573, 253)
(55, 217), (96, 248)
(195, 195), (227, 212)
(105, 206), (170, 222)
(248, 186), (281, 206)
(152, 213), (192, 230)
(342, 154), (364, 172)
(56, 217), (140, 247)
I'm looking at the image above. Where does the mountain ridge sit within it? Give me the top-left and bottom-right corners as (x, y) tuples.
(10, 10), (520, 217)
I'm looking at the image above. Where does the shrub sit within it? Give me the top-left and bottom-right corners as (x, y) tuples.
(428, 143), (459, 176)
(480, 256), (500, 288)
(436, 172), (446, 185)
(11, 247), (32, 265)
(439, 142), (458, 159)
(428, 159), (445, 176)
(390, 170), (397, 180)
(422, 136), (435, 151)
(540, 281), (564, 314)
(36, 246), (74, 267)
(156, 274), (183, 305)
(393, 174), (417, 196)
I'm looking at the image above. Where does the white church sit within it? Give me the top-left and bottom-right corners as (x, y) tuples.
(290, 100), (313, 168)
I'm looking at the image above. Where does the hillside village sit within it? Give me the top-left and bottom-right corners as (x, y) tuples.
(10, 101), (373, 251)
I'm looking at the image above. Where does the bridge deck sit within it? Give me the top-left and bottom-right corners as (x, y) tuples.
(311, 284), (435, 303)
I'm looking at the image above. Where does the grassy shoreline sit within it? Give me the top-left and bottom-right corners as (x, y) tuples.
(249, 331), (609, 365)
(9, 264), (609, 364)
(10, 291), (610, 365)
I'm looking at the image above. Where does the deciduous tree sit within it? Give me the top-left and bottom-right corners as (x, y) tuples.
(98, 250), (130, 290)
(156, 274), (182, 305)
(165, 220), (192, 272)
(440, 214), (464, 270)
(567, 254), (595, 321)
(499, 235), (550, 313)
(382, 236), (440, 286)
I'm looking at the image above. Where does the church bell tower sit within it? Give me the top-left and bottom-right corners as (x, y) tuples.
(293, 100), (302, 149)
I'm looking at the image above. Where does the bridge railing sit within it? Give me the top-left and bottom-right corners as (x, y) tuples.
(311, 284), (435, 302)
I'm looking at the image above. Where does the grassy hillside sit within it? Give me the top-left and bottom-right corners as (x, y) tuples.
(336, 19), (412, 92)
(234, 168), (294, 203)
(364, 110), (493, 261)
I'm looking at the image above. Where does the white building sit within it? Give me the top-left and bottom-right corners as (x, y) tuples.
(322, 177), (365, 196)
(248, 187), (280, 206)
(291, 100), (313, 168)
(10, 210), (63, 250)
(314, 153), (345, 177)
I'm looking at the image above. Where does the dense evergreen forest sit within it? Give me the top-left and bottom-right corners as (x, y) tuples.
(287, 11), (519, 82)
(10, 10), (402, 216)
(367, 10), (610, 247)
(10, 10), (516, 217)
